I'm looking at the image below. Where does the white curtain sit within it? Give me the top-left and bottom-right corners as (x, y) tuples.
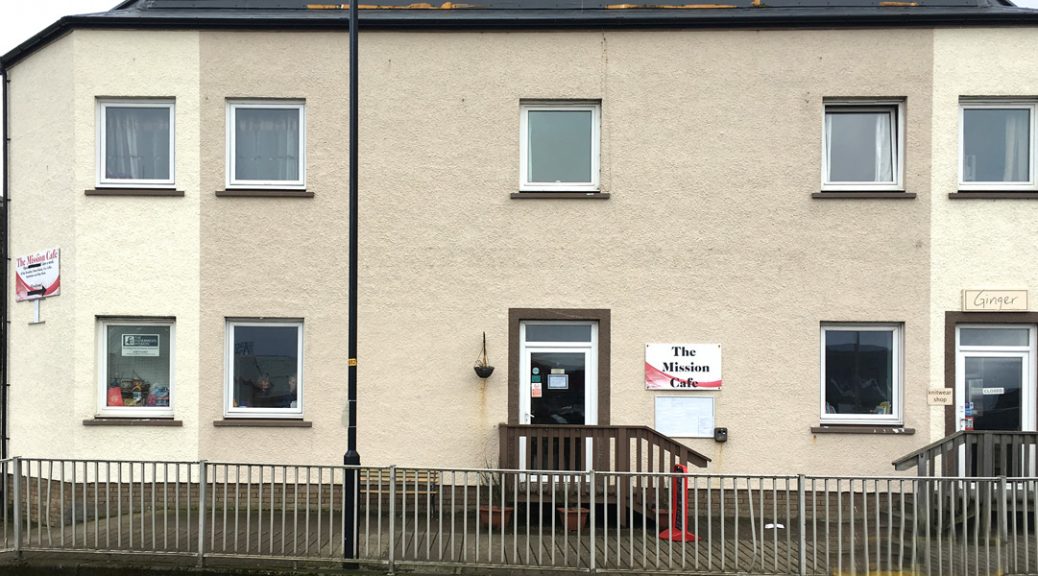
(234, 109), (300, 182)
(1003, 110), (1029, 182)
(105, 107), (169, 180)
(873, 112), (893, 182)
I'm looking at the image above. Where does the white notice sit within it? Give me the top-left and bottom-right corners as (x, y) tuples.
(654, 396), (715, 438)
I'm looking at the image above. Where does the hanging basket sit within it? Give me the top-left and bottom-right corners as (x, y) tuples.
(474, 364), (495, 379)
(474, 331), (494, 379)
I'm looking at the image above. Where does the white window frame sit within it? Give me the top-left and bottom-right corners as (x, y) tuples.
(96, 99), (176, 189)
(519, 102), (601, 192)
(821, 101), (905, 192)
(958, 101), (1037, 191)
(96, 318), (176, 418)
(226, 101), (307, 190)
(225, 320), (304, 419)
(819, 323), (903, 426)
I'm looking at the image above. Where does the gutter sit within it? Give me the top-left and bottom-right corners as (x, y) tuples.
(1, 66), (9, 460)
(5, 8), (1038, 69)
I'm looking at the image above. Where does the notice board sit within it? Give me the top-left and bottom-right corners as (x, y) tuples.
(654, 396), (715, 438)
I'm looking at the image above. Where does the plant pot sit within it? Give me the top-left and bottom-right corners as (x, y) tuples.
(474, 365), (495, 379)
(478, 504), (513, 528)
(557, 506), (590, 532)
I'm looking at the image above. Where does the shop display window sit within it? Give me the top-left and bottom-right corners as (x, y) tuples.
(99, 320), (174, 417)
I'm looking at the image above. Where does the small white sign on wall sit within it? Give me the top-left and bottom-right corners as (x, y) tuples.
(927, 388), (954, 406)
(654, 396), (715, 438)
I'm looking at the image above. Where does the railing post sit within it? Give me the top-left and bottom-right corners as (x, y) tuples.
(798, 474), (806, 576)
(11, 457), (20, 558)
(589, 469), (596, 573)
(197, 460), (207, 568)
(388, 465), (396, 575)
(998, 475), (1008, 574)
(499, 424), (507, 469)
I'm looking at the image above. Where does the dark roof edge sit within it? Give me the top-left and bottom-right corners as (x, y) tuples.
(5, 10), (1038, 69)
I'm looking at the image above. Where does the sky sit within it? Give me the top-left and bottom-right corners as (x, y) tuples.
(2, 0), (1038, 56)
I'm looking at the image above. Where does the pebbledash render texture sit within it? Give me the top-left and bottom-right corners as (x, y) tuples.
(1, 0), (1038, 475)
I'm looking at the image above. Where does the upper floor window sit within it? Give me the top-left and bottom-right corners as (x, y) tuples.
(822, 101), (904, 191)
(97, 100), (175, 188)
(820, 323), (903, 426)
(520, 102), (600, 192)
(227, 101), (306, 189)
(960, 102), (1036, 191)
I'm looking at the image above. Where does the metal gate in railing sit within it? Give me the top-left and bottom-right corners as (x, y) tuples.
(3, 457), (1038, 575)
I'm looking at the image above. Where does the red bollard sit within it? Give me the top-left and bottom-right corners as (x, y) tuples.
(658, 464), (697, 542)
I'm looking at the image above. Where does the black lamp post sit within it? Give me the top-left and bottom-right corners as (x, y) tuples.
(343, 0), (361, 562)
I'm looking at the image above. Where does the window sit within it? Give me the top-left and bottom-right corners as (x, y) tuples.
(98, 319), (175, 417)
(227, 101), (306, 189)
(97, 100), (175, 188)
(226, 320), (303, 417)
(820, 324), (902, 425)
(520, 102), (600, 192)
(822, 102), (904, 191)
(960, 102), (1036, 190)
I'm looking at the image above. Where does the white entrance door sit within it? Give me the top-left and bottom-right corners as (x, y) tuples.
(518, 321), (598, 472)
(955, 325), (1036, 475)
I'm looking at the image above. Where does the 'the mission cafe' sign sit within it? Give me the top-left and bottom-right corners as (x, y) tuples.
(645, 343), (722, 390)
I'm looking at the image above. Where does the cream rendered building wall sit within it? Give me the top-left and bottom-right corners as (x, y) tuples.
(195, 28), (934, 474)
(929, 28), (1038, 441)
(68, 30), (202, 461)
(197, 31), (351, 464)
(7, 34), (77, 460)
(7, 30), (201, 460)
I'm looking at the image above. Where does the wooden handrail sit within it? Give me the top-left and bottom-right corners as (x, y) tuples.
(892, 430), (1038, 476)
(498, 423), (710, 472)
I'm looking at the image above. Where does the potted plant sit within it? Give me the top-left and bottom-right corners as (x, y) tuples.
(473, 331), (495, 379)
(478, 469), (514, 529)
(556, 506), (590, 532)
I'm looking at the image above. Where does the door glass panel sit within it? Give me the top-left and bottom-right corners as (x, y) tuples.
(964, 357), (1023, 431)
(525, 324), (592, 343)
(960, 328), (1029, 347)
(529, 351), (586, 471)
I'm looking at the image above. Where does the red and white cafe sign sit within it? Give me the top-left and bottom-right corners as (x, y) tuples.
(645, 343), (722, 390)
(15, 248), (60, 302)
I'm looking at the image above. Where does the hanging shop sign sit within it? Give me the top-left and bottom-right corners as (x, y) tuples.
(15, 248), (60, 302)
(645, 343), (722, 390)
(962, 289), (1028, 312)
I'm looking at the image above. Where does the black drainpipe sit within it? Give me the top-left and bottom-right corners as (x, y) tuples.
(1, 66), (10, 460)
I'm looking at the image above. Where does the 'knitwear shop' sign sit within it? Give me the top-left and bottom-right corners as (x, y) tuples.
(15, 248), (60, 302)
(645, 343), (722, 390)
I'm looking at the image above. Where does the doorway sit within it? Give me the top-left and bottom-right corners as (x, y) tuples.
(518, 321), (597, 471)
(955, 324), (1036, 475)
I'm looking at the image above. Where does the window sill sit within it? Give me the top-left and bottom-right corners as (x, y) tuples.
(949, 191), (1038, 199)
(86, 189), (184, 197)
(214, 419), (312, 428)
(84, 418), (182, 427)
(217, 189), (314, 198)
(811, 425), (915, 435)
(511, 192), (610, 200)
(812, 192), (915, 199)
